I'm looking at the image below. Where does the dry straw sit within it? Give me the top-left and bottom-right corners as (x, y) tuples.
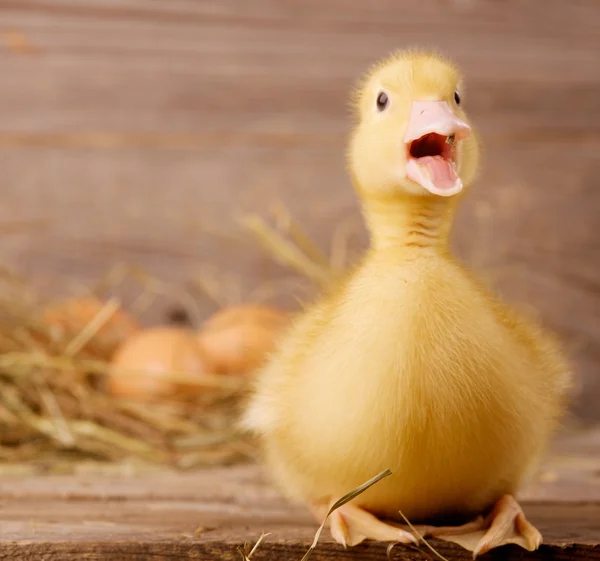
(0, 210), (356, 473)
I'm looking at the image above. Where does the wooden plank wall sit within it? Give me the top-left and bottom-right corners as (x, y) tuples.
(0, 0), (598, 420)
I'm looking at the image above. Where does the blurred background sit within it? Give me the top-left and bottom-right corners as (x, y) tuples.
(0, 1), (598, 472)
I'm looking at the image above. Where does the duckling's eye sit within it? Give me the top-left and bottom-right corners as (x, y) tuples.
(454, 90), (461, 105)
(376, 91), (389, 111)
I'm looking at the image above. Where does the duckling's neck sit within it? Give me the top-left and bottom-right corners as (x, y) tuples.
(361, 194), (457, 252)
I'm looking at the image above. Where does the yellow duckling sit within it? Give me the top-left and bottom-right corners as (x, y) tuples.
(243, 49), (572, 557)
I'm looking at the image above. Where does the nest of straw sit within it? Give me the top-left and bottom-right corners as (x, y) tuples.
(0, 209), (357, 474)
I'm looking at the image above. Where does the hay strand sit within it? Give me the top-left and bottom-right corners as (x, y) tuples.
(300, 468), (392, 561)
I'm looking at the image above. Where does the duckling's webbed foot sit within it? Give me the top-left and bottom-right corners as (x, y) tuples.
(471, 494), (542, 557)
(421, 495), (542, 558)
(313, 503), (418, 548)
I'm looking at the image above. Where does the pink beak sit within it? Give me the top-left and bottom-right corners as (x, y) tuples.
(404, 101), (471, 143)
(404, 101), (471, 197)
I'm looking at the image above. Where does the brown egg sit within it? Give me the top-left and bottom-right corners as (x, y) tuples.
(197, 304), (289, 375)
(107, 326), (216, 400)
(42, 296), (140, 349)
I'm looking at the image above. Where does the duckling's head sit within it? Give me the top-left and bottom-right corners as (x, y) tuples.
(348, 49), (480, 201)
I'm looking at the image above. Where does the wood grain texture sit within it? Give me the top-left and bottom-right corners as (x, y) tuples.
(0, 1), (599, 418)
(0, 517), (599, 561)
(0, 451), (599, 561)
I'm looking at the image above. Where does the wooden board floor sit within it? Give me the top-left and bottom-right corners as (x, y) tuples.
(0, 428), (599, 560)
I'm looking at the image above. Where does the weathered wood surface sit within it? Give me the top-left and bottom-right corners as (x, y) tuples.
(0, 430), (599, 560)
(0, 500), (599, 560)
(0, 1), (599, 421)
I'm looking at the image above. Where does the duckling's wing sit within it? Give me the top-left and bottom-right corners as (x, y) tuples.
(241, 299), (330, 435)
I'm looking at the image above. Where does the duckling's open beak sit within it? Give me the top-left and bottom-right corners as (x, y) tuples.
(404, 101), (471, 197)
